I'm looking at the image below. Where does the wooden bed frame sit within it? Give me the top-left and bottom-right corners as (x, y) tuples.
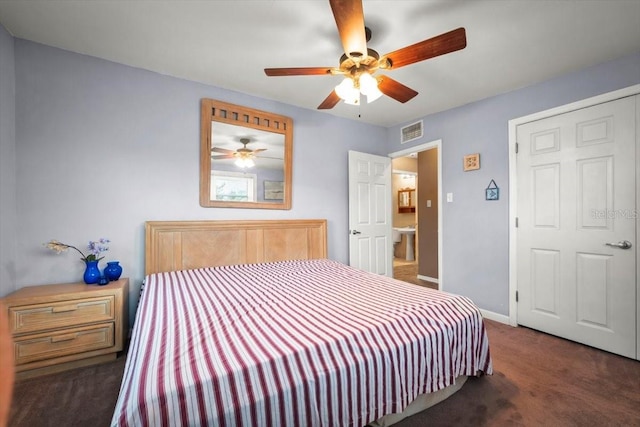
(145, 219), (327, 275)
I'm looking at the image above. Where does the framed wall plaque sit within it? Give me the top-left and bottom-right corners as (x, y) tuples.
(463, 153), (480, 171)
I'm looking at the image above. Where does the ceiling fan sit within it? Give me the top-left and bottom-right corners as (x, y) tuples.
(264, 0), (467, 109)
(212, 138), (267, 168)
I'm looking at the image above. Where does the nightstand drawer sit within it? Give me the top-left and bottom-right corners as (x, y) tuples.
(13, 322), (115, 365)
(9, 296), (115, 335)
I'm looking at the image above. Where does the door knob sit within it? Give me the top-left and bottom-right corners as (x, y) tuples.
(605, 240), (632, 249)
(350, 230), (361, 235)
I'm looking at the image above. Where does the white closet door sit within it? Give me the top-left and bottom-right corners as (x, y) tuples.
(517, 95), (637, 359)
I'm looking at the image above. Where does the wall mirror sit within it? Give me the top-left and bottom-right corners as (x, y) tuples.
(200, 99), (293, 209)
(398, 188), (416, 213)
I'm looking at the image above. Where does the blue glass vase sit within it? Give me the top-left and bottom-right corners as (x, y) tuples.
(104, 261), (123, 281)
(83, 260), (101, 284)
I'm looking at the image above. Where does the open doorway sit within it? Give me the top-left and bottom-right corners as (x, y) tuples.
(390, 140), (442, 290)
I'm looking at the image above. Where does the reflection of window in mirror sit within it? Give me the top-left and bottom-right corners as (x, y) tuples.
(211, 171), (257, 202)
(400, 191), (409, 206)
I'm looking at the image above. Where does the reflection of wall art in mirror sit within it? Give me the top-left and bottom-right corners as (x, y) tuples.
(264, 180), (284, 201)
(200, 99), (293, 209)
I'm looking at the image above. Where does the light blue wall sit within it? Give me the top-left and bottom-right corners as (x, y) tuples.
(4, 26), (640, 322)
(0, 23), (16, 297)
(387, 51), (640, 316)
(12, 39), (387, 320)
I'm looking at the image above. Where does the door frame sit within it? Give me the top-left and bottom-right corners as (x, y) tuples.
(389, 139), (443, 290)
(508, 84), (640, 327)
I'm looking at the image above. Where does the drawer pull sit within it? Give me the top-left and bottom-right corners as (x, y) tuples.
(51, 305), (78, 313)
(51, 333), (77, 343)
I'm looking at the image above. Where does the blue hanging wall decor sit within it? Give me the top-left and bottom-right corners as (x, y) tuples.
(486, 179), (499, 201)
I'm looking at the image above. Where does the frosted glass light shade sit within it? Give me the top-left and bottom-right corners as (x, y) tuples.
(335, 77), (360, 105)
(360, 72), (383, 103)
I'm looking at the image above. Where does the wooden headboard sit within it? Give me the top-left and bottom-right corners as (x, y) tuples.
(145, 219), (327, 275)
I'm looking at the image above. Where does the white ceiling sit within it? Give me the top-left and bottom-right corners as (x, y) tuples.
(1, 0), (639, 127)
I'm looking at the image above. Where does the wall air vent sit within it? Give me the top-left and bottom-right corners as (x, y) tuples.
(400, 120), (423, 144)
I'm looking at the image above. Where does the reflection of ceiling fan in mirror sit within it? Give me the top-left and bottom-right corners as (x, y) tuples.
(264, 0), (466, 109)
(212, 138), (282, 169)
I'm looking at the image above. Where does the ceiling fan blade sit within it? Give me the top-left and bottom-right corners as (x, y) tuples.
(265, 67), (335, 76)
(329, 0), (367, 58)
(212, 147), (234, 154)
(253, 148), (267, 154)
(212, 154), (235, 159)
(382, 27), (467, 70)
(318, 90), (341, 110)
(378, 76), (418, 103)
(257, 156), (284, 160)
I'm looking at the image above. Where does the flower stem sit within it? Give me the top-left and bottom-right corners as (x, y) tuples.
(66, 245), (88, 260)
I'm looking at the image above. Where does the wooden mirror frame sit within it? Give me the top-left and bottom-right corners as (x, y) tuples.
(200, 99), (293, 209)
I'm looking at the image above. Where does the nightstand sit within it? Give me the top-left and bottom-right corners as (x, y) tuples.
(1, 278), (128, 380)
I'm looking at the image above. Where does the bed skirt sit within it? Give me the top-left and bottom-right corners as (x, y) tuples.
(371, 376), (468, 426)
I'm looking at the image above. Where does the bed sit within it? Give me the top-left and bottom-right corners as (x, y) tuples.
(111, 219), (492, 426)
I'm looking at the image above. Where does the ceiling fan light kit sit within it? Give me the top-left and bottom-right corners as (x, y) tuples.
(234, 156), (255, 168)
(264, 0), (467, 110)
(334, 72), (383, 105)
(212, 137), (265, 169)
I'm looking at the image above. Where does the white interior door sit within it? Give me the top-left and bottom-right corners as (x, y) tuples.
(348, 150), (392, 276)
(516, 95), (637, 359)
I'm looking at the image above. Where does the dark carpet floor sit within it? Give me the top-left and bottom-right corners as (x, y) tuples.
(8, 321), (640, 426)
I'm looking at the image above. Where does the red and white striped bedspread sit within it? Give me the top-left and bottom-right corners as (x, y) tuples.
(111, 259), (492, 426)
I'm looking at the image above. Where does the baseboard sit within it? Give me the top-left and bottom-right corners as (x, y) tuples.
(480, 309), (511, 325)
(417, 274), (438, 284)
